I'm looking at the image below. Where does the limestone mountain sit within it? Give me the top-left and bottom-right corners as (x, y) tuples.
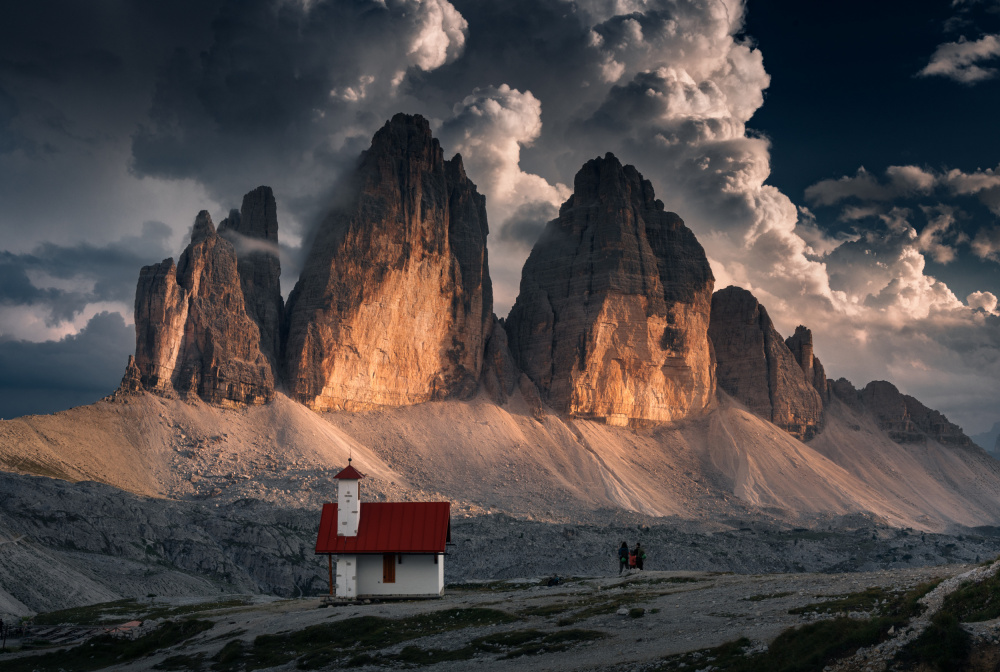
(504, 153), (716, 426)
(831, 378), (974, 447)
(283, 113), (492, 411)
(133, 211), (275, 406)
(218, 186), (284, 371)
(708, 286), (824, 441)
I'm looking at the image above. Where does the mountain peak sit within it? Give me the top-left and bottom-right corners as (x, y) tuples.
(506, 155), (715, 426)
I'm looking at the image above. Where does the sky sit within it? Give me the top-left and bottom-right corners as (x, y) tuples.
(1, 0), (999, 438)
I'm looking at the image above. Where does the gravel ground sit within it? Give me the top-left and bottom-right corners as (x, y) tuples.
(2, 564), (980, 671)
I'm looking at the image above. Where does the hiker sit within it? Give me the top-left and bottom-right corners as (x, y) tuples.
(634, 542), (645, 570)
(618, 541), (629, 574)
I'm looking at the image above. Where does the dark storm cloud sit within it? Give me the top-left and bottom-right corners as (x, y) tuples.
(130, 0), (470, 231)
(0, 221), (172, 325)
(498, 201), (560, 249)
(0, 312), (133, 419)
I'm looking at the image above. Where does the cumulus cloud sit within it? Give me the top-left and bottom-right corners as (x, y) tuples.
(805, 164), (1000, 217)
(439, 84), (570, 228)
(805, 166), (937, 206)
(915, 205), (962, 264)
(968, 290), (999, 313)
(919, 33), (1000, 83)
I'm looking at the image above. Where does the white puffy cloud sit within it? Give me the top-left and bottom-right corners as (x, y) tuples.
(439, 84), (571, 238)
(919, 33), (1000, 83)
(437, 84), (572, 309)
(402, 0), (469, 71)
(967, 290), (999, 313)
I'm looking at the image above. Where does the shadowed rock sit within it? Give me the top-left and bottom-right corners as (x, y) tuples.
(481, 316), (520, 405)
(284, 114), (492, 411)
(218, 186), (284, 372)
(505, 153), (715, 426)
(860, 380), (973, 447)
(133, 212), (274, 405)
(785, 325), (829, 402)
(709, 286), (823, 441)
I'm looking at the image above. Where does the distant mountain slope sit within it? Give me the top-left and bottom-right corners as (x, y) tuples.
(2, 389), (999, 532)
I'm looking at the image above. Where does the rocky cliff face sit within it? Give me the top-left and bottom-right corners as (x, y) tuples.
(133, 211), (274, 405)
(831, 379), (974, 447)
(481, 317), (519, 405)
(283, 113), (492, 411)
(218, 186), (284, 371)
(708, 286), (823, 441)
(505, 153), (715, 426)
(785, 326), (829, 401)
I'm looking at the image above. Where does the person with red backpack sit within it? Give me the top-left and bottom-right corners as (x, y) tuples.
(633, 542), (646, 570)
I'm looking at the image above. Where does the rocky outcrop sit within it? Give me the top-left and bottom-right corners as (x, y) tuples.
(785, 326), (829, 401)
(218, 186), (283, 371)
(133, 212), (274, 405)
(708, 286), (823, 441)
(830, 378), (864, 413)
(505, 153), (715, 426)
(831, 378), (973, 446)
(830, 379), (974, 447)
(283, 114), (492, 411)
(481, 316), (520, 405)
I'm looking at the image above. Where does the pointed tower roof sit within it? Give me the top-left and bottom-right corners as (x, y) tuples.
(333, 458), (364, 480)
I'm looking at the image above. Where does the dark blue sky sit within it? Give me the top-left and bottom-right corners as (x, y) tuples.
(745, 0), (1000, 301)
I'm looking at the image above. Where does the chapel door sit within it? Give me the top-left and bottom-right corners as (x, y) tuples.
(382, 553), (396, 583)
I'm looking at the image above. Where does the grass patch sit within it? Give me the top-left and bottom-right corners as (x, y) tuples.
(653, 581), (939, 672)
(33, 598), (253, 626)
(391, 628), (604, 664)
(629, 607), (646, 618)
(938, 570), (1000, 622)
(520, 602), (575, 618)
(211, 607), (518, 670)
(5, 619), (214, 672)
(154, 653), (206, 670)
(788, 581), (938, 617)
(894, 611), (971, 672)
(448, 580), (542, 591)
(557, 594), (638, 624)
(742, 592), (794, 602)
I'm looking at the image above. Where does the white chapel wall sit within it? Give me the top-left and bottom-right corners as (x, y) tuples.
(356, 554), (444, 596)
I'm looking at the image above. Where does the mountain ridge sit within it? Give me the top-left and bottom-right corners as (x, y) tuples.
(1, 111), (991, 536)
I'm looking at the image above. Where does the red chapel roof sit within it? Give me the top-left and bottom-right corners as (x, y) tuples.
(333, 464), (364, 480)
(315, 502), (451, 554)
